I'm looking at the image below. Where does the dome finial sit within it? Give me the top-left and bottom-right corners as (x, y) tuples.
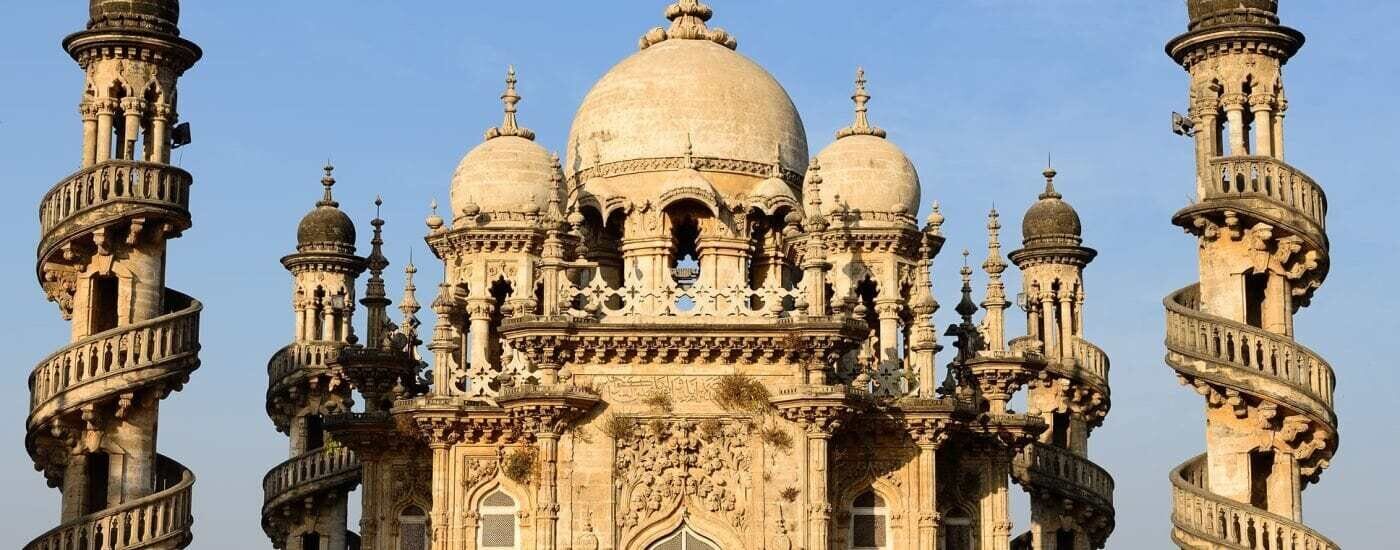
(1041, 156), (1061, 200)
(319, 163), (339, 207)
(640, 0), (737, 51)
(837, 67), (887, 139)
(486, 65), (536, 142)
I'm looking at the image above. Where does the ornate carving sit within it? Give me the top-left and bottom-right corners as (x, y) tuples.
(614, 418), (753, 536)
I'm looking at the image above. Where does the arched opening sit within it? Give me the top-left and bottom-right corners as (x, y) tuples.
(1054, 529), (1076, 550)
(1051, 412), (1071, 448)
(299, 531), (322, 550)
(84, 451), (111, 514)
(90, 273), (120, 334)
(302, 414), (325, 452)
(669, 209), (703, 286)
(397, 505), (427, 550)
(1240, 76), (1256, 155)
(478, 490), (519, 550)
(1249, 449), (1275, 511)
(850, 490), (891, 550)
(312, 286), (326, 341)
(648, 525), (719, 550)
(1244, 270), (1268, 329)
(942, 512), (975, 550)
(487, 279), (514, 367)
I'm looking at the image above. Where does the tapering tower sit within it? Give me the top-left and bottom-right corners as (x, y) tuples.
(263, 168), (366, 550)
(1005, 171), (1114, 549)
(1164, 1), (1337, 547)
(28, 1), (202, 547)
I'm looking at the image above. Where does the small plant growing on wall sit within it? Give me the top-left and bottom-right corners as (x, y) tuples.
(713, 374), (773, 415)
(780, 486), (800, 503)
(762, 426), (794, 451)
(503, 447), (538, 485)
(643, 390), (675, 414)
(698, 418), (724, 440)
(600, 414), (636, 440)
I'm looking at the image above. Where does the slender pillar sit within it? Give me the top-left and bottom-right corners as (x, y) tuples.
(1223, 94), (1248, 156)
(1039, 294), (1055, 358)
(80, 102), (98, 167)
(538, 433), (561, 550)
(1057, 293), (1074, 359)
(466, 298), (494, 371)
(150, 104), (172, 164)
(1250, 96), (1275, 158)
(429, 442), (451, 550)
(95, 99), (116, 163)
(120, 98), (146, 161)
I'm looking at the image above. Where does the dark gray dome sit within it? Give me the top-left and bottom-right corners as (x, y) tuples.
(1186, 0), (1279, 30)
(89, 0), (180, 33)
(1021, 168), (1083, 248)
(297, 206), (357, 249)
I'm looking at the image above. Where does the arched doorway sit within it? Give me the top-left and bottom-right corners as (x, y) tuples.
(648, 525), (719, 550)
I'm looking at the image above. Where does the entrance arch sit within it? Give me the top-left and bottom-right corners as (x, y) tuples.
(647, 525), (719, 550)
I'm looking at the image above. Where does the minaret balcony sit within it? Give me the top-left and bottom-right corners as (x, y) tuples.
(1178, 155), (1327, 250)
(1170, 455), (1337, 550)
(38, 160), (193, 264)
(24, 455), (195, 550)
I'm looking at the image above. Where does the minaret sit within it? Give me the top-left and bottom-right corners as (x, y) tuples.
(1164, 1), (1337, 547)
(981, 208), (1009, 352)
(264, 166), (366, 550)
(28, 1), (202, 546)
(1009, 167), (1096, 361)
(362, 197), (392, 347)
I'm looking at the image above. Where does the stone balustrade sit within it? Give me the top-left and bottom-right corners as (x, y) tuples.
(1203, 156), (1326, 231)
(1171, 455), (1337, 550)
(1165, 285), (1334, 410)
(262, 446), (360, 508)
(1016, 442), (1114, 509)
(561, 271), (803, 320)
(29, 292), (201, 423)
(266, 341), (341, 387)
(24, 456), (194, 550)
(39, 160), (192, 251)
(1071, 337), (1110, 383)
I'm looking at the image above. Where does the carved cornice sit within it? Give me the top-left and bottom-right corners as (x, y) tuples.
(572, 155), (803, 190)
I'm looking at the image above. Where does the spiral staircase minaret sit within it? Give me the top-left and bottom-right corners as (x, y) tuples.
(1164, 2), (1338, 548)
(27, 2), (202, 548)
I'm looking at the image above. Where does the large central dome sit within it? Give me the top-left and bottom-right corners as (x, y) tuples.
(565, 3), (808, 200)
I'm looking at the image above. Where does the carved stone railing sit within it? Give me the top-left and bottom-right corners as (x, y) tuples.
(24, 455), (194, 550)
(1170, 455), (1337, 550)
(261, 446), (360, 510)
(1015, 442), (1114, 510)
(28, 291), (201, 430)
(561, 271), (803, 320)
(1202, 156), (1326, 232)
(1071, 337), (1109, 383)
(38, 161), (192, 255)
(267, 341), (341, 389)
(1165, 285), (1335, 416)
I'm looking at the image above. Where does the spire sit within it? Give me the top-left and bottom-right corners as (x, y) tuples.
(366, 196), (390, 274)
(399, 253), (422, 344)
(362, 196), (392, 346)
(682, 132), (696, 169)
(981, 208), (1009, 352)
(837, 67), (887, 139)
(548, 152), (565, 221)
(956, 249), (978, 323)
(318, 163), (339, 207)
(640, 0), (738, 51)
(485, 66), (536, 141)
(803, 157), (828, 230)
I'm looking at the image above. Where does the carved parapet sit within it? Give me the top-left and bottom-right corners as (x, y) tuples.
(966, 413), (1046, 454)
(498, 384), (601, 436)
(771, 384), (870, 435)
(888, 397), (972, 448)
(963, 354), (1044, 414)
(392, 395), (521, 446)
(265, 341), (351, 434)
(330, 346), (422, 412)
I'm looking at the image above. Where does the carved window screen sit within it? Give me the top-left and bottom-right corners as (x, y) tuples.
(479, 490), (518, 549)
(398, 505), (427, 550)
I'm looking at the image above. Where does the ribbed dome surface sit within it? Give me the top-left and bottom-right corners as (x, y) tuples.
(297, 207), (356, 249)
(565, 39), (809, 183)
(1186, 0), (1279, 30)
(450, 136), (558, 218)
(89, 0), (180, 33)
(815, 134), (920, 217)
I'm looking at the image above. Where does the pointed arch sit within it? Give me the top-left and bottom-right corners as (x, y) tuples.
(625, 507), (744, 550)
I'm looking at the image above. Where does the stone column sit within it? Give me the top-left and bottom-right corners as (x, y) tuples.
(80, 101), (99, 167)
(910, 423), (950, 550)
(538, 433), (561, 550)
(979, 454), (1013, 550)
(696, 237), (750, 289)
(620, 237), (674, 314)
(429, 441), (452, 550)
(1039, 295), (1056, 359)
(1263, 272), (1291, 336)
(1222, 94), (1248, 156)
(1057, 293), (1074, 359)
(466, 298), (495, 371)
(1192, 99), (1220, 192)
(1250, 95), (1275, 158)
(876, 301), (902, 367)
(109, 395), (160, 501)
(120, 98), (146, 161)
(61, 454), (91, 521)
(95, 99), (117, 163)
(150, 104), (173, 164)
(1273, 100), (1287, 160)
(1269, 451), (1302, 521)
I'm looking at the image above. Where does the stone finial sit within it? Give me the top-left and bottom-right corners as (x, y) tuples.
(400, 254), (422, 334)
(956, 249), (978, 322)
(925, 200), (945, 236)
(485, 66), (536, 141)
(640, 0), (738, 51)
(983, 208), (1007, 277)
(682, 132), (696, 169)
(367, 196), (390, 275)
(1041, 165), (1062, 200)
(837, 67), (887, 139)
(548, 152), (565, 220)
(425, 199), (445, 232)
(319, 163), (339, 207)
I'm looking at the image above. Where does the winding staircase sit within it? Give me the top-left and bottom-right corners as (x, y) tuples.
(28, 161), (201, 549)
(1164, 3), (1338, 547)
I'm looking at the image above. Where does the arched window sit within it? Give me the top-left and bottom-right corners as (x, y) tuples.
(851, 490), (890, 550)
(943, 513), (975, 550)
(648, 526), (719, 550)
(478, 490), (519, 550)
(397, 505), (426, 550)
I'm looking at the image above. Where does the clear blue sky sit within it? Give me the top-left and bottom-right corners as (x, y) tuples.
(2, 1), (1396, 548)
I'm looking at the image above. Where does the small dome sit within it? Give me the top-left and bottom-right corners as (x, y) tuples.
(450, 136), (557, 218)
(1186, 0), (1278, 30)
(89, 0), (180, 33)
(1021, 168), (1083, 248)
(813, 69), (920, 218)
(449, 67), (560, 220)
(296, 167), (357, 252)
(816, 135), (920, 217)
(565, 4), (808, 195)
